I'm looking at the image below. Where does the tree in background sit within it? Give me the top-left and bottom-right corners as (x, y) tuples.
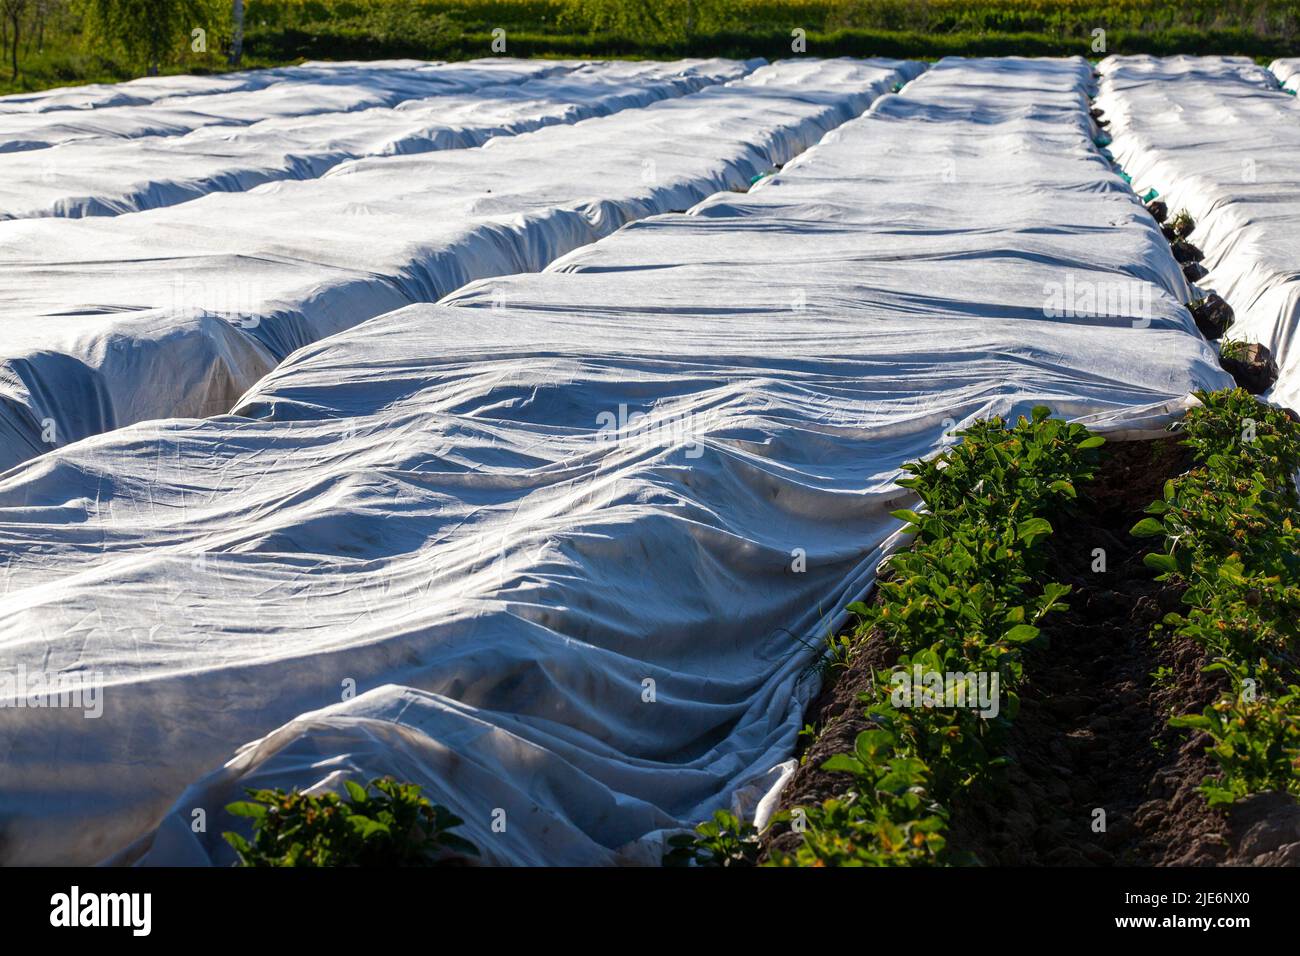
(0, 0), (30, 79)
(0, 0), (69, 82)
(227, 0), (241, 65)
(30, 0), (57, 50)
(81, 0), (220, 75)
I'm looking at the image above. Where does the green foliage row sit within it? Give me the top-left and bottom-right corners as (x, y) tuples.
(243, 26), (1300, 67)
(224, 776), (479, 866)
(667, 407), (1106, 866)
(1133, 388), (1300, 806)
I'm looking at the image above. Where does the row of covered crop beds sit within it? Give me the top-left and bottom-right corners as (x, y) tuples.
(1097, 55), (1300, 409)
(0, 57), (920, 472)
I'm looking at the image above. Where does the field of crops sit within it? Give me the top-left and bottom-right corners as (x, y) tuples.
(0, 48), (1298, 883)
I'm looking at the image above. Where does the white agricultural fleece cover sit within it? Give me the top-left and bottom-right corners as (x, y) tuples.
(0, 58), (573, 151)
(0, 57), (915, 475)
(0, 56), (1230, 867)
(0, 58), (760, 219)
(0, 66), (290, 115)
(1097, 55), (1300, 410)
(0, 59), (478, 115)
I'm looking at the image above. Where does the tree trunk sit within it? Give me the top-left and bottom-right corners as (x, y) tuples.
(9, 16), (18, 81)
(228, 0), (244, 67)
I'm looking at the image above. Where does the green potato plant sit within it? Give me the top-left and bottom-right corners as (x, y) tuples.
(664, 810), (762, 867)
(223, 776), (479, 867)
(1170, 661), (1300, 805)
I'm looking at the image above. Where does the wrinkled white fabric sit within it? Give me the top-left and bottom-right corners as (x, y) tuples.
(0, 57), (908, 474)
(0, 59), (486, 115)
(0, 59), (574, 151)
(0, 66), (293, 115)
(1097, 55), (1300, 410)
(0, 57), (1229, 867)
(0, 58), (758, 220)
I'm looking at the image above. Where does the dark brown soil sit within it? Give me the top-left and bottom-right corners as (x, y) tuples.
(762, 436), (1300, 866)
